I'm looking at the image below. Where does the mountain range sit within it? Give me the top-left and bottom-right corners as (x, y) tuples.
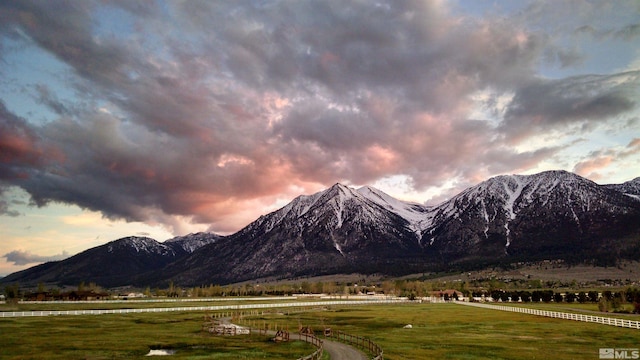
(3, 170), (640, 288)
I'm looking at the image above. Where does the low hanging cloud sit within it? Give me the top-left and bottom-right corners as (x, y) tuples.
(3, 250), (70, 266)
(0, 0), (639, 233)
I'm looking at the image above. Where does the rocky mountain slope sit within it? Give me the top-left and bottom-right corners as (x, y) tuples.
(421, 171), (640, 266)
(161, 171), (640, 286)
(160, 183), (426, 285)
(604, 177), (640, 201)
(3, 170), (639, 288)
(165, 232), (224, 253)
(1, 234), (219, 287)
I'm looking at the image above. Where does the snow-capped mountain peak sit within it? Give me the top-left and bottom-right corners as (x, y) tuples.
(5, 170), (640, 288)
(423, 170), (633, 251)
(357, 185), (431, 236)
(107, 236), (175, 256)
(165, 232), (222, 253)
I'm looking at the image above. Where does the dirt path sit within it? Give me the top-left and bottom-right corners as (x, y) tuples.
(264, 329), (368, 360)
(220, 317), (369, 360)
(322, 338), (369, 360)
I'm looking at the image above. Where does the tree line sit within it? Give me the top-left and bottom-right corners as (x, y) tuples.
(466, 289), (640, 314)
(6, 279), (640, 314)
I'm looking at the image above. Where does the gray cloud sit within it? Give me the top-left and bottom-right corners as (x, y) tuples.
(0, 100), (58, 183)
(34, 84), (72, 116)
(0, 1), (130, 87)
(0, 200), (20, 217)
(501, 72), (639, 141)
(575, 23), (640, 41)
(3, 250), (69, 265)
(0, 0), (638, 232)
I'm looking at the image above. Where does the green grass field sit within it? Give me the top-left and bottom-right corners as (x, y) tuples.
(0, 311), (316, 359)
(1, 303), (639, 359)
(240, 303), (640, 359)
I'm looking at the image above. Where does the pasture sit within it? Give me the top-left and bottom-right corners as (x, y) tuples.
(0, 311), (318, 359)
(0, 302), (638, 359)
(241, 303), (640, 359)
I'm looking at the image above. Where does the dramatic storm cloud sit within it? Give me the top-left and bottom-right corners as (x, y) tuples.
(0, 0), (639, 274)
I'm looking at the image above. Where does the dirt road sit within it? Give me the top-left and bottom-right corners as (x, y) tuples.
(322, 338), (369, 360)
(216, 317), (369, 359)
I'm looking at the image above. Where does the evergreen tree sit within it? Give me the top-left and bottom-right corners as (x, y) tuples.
(577, 292), (587, 303)
(553, 292), (564, 303)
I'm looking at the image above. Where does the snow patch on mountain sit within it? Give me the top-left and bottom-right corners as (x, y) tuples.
(107, 236), (175, 256)
(500, 175), (526, 248)
(333, 236), (345, 256)
(357, 185), (431, 238)
(260, 191), (324, 232)
(480, 199), (489, 238)
(165, 232), (221, 253)
(501, 176), (525, 220)
(333, 185), (348, 228)
(605, 177), (640, 200)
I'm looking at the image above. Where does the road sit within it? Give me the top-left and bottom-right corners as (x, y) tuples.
(220, 317), (369, 360)
(322, 338), (369, 360)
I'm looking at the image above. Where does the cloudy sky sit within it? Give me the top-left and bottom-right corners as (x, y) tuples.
(1, 0), (639, 276)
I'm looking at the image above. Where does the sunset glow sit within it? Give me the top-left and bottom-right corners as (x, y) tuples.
(0, 0), (639, 275)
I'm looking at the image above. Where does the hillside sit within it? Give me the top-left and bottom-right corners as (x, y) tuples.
(3, 170), (639, 287)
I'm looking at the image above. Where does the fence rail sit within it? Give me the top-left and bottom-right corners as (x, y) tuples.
(0, 299), (409, 318)
(329, 330), (384, 360)
(456, 301), (640, 330)
(296, 333), (323, 360)
(16, 296), (296, 305)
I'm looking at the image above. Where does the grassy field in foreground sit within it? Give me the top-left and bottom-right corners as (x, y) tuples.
(0, 311), (317, 360)
(241, 303), (640, 360)
(1, 303), (639, 359)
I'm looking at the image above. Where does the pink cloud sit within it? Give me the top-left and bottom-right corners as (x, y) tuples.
(573, 156), (614, 180)
(0, 0), (638, 235)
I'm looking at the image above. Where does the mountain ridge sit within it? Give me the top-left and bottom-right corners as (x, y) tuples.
(420, 170), (640, 265)
(3, 170), (639, 287)
(1, 234), (220, 287)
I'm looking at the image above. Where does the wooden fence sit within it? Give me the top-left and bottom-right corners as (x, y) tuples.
(456, 301), (640, 329)
(328, 330), (384, 360)
(296, 333), (323, 360)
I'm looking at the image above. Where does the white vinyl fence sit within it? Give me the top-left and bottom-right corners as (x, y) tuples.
(456, 301), (640, 329)
(0, 299), (409, 318)
(17, 296), (297, 305)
